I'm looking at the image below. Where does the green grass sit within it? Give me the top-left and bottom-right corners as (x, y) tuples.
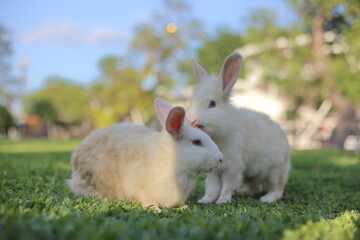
(0, 139), (359, 240)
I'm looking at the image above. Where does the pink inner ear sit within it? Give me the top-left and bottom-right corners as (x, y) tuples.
(221, 53), (242, 92)
(154, 98), (172, 127)
(170, 110), (184, 134)
(223, 62), (239, 91)
(166, 107), (185, 138)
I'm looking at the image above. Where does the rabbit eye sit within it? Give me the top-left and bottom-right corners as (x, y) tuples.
(208, 100), (216, 108)
(192, 139), (203, 146)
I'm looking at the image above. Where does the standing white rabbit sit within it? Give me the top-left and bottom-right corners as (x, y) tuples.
(187, 52), (290, 204)
(68, 98), (223, 209)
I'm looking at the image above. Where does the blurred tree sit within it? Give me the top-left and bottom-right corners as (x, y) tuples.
(244, 8), (288, 42)
(0, 105), (14, 134)
(0, 25), (26, 113)
(234, 3), (360, 149)
(285, 0), (360, 149)
(0, 25), (14, 108)
(241, 8), (310, 117)
(24, 77), (90, 125)
(131, 0), (204, 90)
(28, 99), (57, 136)
(90, 57), (155, 129)
(29, 99), (57, 125)
(197, 31), (243, 77)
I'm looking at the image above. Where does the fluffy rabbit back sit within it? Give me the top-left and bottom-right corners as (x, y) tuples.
(68, 123), (163, 200)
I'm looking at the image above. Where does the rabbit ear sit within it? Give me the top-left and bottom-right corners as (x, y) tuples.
(219, 52), (243, 96)
(154, 98), (173, 127)
(165, 106), (185, 140)
(193, 59), (208, 82)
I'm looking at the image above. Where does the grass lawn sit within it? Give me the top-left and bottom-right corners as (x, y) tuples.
(0, 138), (359, 240)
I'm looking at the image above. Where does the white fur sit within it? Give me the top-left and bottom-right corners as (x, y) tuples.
(188, 52), (291, 204)
(68, 98), (223, 209)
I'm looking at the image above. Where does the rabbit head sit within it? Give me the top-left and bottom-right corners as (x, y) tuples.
(187, 52), (243, 137)
(155, 98), (223, 173)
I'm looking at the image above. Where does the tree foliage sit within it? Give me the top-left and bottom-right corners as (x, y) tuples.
(0, 25), (14, 108)
(0, 105), (14, 133)
(197, 31), (243, 76)
(284, 0), (360, 107)
(90, 57), (155, 129)
(25, 77), (90, 124)
(29, 99), (57, 124)
(244, 8), (287, 42)
(231, 2), (360, 113)
(131, 0), (204, 88)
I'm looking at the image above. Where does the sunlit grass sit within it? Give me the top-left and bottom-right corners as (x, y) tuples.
(0, 139), (359, 239)
(330, 156), (360, 167)
(283, 211), (359, 240)
(0, 138), (80, 153)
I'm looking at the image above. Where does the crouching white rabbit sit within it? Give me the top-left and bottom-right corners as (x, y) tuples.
(187, 52), (290, 204)
(67, 98), (223, 209)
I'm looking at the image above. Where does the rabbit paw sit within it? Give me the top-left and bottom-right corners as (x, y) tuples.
(260, 192), (282, 203)
(198, 196), (214, 204)
(260, 195), (275, 203)
(216, 196), (231, 204)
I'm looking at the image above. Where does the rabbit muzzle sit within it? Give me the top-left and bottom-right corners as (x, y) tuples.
(203, 161), (222, 173)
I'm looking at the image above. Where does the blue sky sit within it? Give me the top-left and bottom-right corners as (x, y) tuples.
(0, 0), (295, 92)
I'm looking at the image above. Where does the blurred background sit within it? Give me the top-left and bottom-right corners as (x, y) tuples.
(0, 0), (359, 152)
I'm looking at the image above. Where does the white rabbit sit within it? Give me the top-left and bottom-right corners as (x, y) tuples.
(67, 98), (223, 209)
(187, 52), (290, 204)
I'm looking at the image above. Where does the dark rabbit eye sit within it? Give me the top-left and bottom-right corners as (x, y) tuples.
(208, 100), (216, 108)
(192, 139), (203, 146)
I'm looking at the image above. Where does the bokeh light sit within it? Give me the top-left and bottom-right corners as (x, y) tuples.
(166, 22), (177, 34)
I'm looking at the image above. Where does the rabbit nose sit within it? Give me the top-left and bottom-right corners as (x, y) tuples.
(191, 120), (198, 127)
(219, 158), (223, 163)
(192, 120), (204, 129)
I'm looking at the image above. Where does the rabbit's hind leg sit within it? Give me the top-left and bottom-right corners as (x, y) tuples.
(260, 163), (289, 203)
(241, 177), (262, 197)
